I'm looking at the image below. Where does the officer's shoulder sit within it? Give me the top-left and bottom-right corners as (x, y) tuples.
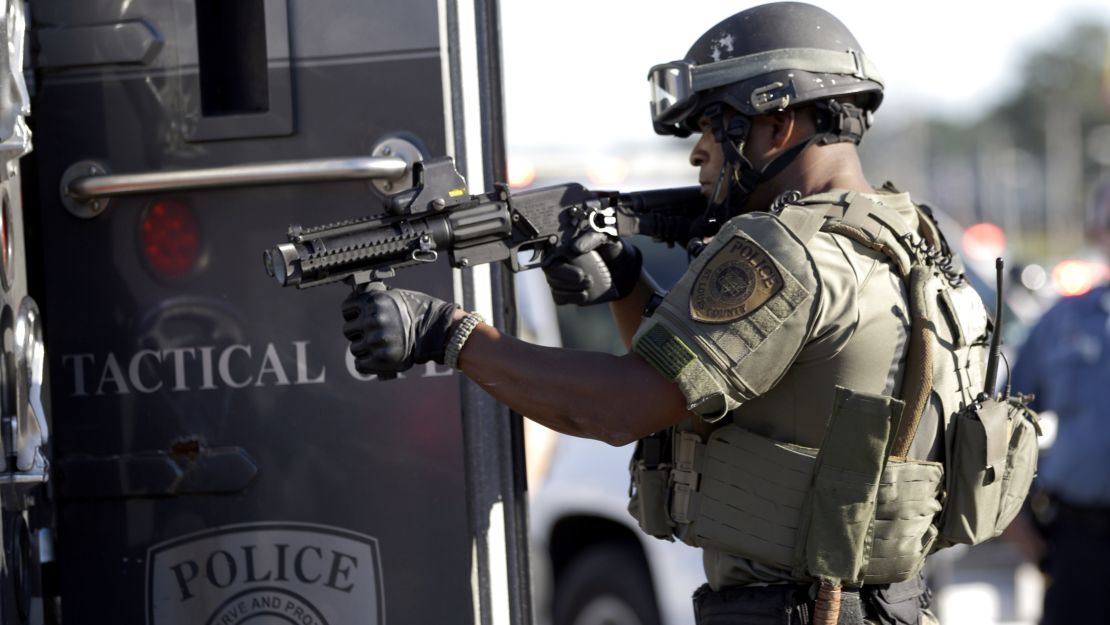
(708, 210), (827, 286)
(716, 194), (849, 265)
(717, 210), (811, 256)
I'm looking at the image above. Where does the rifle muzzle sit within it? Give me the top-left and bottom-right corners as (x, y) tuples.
(264, 243), (302, 287)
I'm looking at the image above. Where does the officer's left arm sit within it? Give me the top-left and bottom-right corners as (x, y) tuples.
(342, 286), (690, 446)
(457, 319), (691, 446)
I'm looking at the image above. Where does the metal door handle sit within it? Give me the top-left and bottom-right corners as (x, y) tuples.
(61, 156), (407, 218)
(59, 136), (427, 218)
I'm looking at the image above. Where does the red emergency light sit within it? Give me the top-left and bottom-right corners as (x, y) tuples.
(1052, 259), (1106, 297)
(140, 200), (201, 280)
(961, 222), (1006, 261)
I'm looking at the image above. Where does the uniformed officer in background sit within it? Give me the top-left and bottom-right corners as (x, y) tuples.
(1008, 179), (1110, 625)
(341, 3), (1001, 623)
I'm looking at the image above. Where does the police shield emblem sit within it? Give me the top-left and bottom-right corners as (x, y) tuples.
(146, 522), (384, 625)
(690, 236), (784, 323)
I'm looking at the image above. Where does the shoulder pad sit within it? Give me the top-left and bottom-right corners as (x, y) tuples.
(636, 212), (821, 404)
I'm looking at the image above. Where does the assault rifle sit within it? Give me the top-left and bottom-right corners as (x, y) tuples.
(263, 156), (704, 289)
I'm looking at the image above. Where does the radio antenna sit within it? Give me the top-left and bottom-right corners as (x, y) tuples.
(983, 257), (1005, 397)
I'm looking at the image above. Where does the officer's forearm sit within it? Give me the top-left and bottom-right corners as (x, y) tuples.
(610, 274), (659, 349)
(455, 322), (688, 446)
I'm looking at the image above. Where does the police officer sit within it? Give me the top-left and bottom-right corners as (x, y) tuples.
(343, 3), (989, 623)
(1009, 179), (1110, 625)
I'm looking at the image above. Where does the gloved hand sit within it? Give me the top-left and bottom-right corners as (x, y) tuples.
(341, 285), (459, 374)
(542, 231), (642, 305)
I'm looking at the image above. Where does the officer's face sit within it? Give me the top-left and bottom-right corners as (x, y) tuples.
(689, 115), (727, 203)
(689, 112), (775, 204)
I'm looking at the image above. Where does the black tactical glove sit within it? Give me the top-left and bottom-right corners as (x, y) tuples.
(542, 231), (642, 305)
(341, 285), (459, 374)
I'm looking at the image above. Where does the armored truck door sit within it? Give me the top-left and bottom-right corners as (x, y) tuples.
(25, 1), (528, 623)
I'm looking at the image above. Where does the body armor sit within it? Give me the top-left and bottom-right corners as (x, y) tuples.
(629, 191), (1039, 587)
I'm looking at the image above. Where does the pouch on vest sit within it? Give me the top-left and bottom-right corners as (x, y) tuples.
(936, 396), (1040, 546)
(794, 387), (897, 587)
(628, 433), (675, 539)
(670, 390), (943, 585)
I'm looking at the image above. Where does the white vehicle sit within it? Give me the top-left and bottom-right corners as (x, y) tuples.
(529, 435), (703, 625)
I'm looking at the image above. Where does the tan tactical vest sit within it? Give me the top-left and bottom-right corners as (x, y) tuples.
(629, 192), (1040, 588)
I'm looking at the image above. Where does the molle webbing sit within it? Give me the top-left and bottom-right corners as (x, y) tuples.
(669, 402), (944, 584)
(681, 425), (817, 567)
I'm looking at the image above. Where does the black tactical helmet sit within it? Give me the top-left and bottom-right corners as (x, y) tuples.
(648, 2), (885, 224)
(649, 2), (884, 138)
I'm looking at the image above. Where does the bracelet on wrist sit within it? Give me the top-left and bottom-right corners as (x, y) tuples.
(444, 312), (484, 370)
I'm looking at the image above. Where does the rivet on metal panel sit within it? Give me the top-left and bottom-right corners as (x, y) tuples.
(59, 160), (111, 219)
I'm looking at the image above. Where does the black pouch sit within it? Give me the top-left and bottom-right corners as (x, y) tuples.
(862, 573), (930, 625)
(627, 433), (675, 539)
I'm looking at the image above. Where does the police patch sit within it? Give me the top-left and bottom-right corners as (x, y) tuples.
(146, 522), (384, 625)
(690, 235), (784, 323)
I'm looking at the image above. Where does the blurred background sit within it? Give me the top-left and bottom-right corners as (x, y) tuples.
(501, 3), (1110, 625)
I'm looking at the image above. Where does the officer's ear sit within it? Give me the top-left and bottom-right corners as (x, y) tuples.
(765, 109), (798, 150)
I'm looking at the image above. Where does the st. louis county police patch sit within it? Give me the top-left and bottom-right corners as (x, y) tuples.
(690, 235), (785, 323)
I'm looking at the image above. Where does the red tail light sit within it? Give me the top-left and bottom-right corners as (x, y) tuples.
(140, 200), (202, 279)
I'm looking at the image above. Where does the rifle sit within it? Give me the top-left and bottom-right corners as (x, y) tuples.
(263, 156), (704, 289)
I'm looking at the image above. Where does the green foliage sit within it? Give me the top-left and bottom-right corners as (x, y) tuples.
(903, 20), (1110, 258)
(990, 22), (1109, 157)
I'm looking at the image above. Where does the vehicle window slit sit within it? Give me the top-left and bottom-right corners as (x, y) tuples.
(195, 0), (270, 116)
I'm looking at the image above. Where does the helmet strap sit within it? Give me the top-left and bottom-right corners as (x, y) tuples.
(687, 105), (754, 238)
(718, 106), (819, 215)
(689, 102), (846, 239)
(734, 133), (818, 197)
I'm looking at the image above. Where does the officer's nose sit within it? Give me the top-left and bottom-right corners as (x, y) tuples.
(689, 134), (709, 167)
